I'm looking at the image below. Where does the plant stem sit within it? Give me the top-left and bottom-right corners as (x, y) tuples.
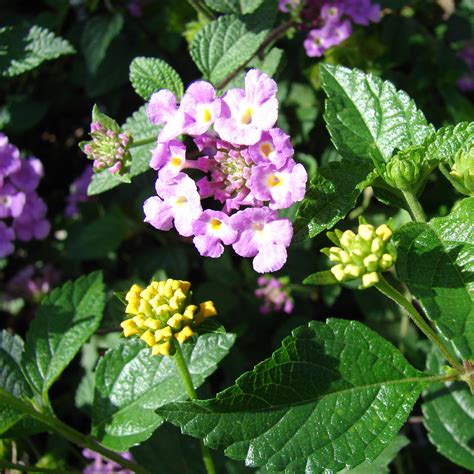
(0, 459), (79, 473)
(0, 390), (151, 474)
(401, 189), (426, 222)
(187, 0), (215, 21)
(130, 136), (157, 148)
(173, 344), (217, 474)
(375, 275), (462, 371)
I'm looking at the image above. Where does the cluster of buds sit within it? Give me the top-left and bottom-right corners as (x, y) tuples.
(81, 122), (131, 174)
(322, 221), (397, 289)
(120, 279), (217, 356)
(442, 142), (474, 197)
(255, 275), (294, 315)
(383, 146), (424, 191)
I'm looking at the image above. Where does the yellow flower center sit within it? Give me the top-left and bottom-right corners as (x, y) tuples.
(170, 156), (182, 167)
(241, 107), (253, 125)
(175, 196), (187, 206)
(260, 142), (273, 158)
(209, 218), (222, 230)
(202, 108), (212, 123)
(267, 174), (283, 187)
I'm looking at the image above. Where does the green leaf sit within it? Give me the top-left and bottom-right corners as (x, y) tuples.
(395, 197), (474, 359)
(129, 57), (184, 101)
(338, 435), (409, 474)
(65, 207), (132, 260)
(424, 121), (474, 164)
(81, 13), (124, 74)
(88, 105), (159, 196)
(293, 158), (374, 242)
(158, 319), (425, 473)
(22, 272), (105, 400)
(303, 270), (338, 286)
(0, 331), (31, 434)
(422, 347), (474, 470)
(204, 0), (265, 14)
(320, 64), (434, 167)
(190, 4), (276, 86)
(92, 333), (236, 451)
(0, 25), (75, 77)
(91, 103), (120, 132)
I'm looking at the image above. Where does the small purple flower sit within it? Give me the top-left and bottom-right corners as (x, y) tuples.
(0, 133), (20, 185)
(278, 0), (301, 13)
(13, 193), (50, 241)
(343, 0), (381, 25)
(0, 222), (14, 258)
(231, 207), (293, 273)
(9, 157), (43, 192)
(147, 90), (187, 142)
(144, 173), (203, 237)
(65, 165), (93, 217)
(181, 81), (222, 136)
(249, 161), (307, 209)
(255, 275), (294, 314)
(214, 69), (279, 146)
(321, 4), (343, 23)
(0, 184), (26, 218)
(304, 20), (352, 57)
(247, 128), (293, 169)
(192, 210), (238, 258)
(150, 139), (187, 179)
(6, 264), (60, 303)
(82, 449), (133, 474)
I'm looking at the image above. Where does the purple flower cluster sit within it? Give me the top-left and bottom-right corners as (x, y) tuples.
(6, 264), (60, 303)
(458, 41), (474, 92)
(65, 165), (93, 217)
(0, 133), (50, 258)
(82, 449), (133, 474)
(255, 275), (294, 314)
(279, 0), (380, 57)
(82, 122), (131, 175)
(144, 69), (307, 273)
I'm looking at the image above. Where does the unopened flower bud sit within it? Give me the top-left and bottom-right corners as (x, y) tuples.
(443, 143), (474, 196)
(321, 220), (397, 289)
(384, 146), (423, 191)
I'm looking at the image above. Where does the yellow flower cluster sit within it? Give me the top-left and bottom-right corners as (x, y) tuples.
(120, 279), (217, 356)
(322, 223), (397, 289)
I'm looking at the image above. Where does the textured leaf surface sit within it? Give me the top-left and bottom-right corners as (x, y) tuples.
(92, 333), (235, 451)
(204, 0), (264, 14)
(22, 272), (105, 398)
(129, 57), (184, 101)
(88, 106), (160, 195)
(81, 13), (124, 74)
(395, 197), (474, 359)
(158, 319), (425, 473)
(0, 331), (31, 434)
(190, 5), (275, 85)
(424, 121), (474, 164)
(294, 158), (374, 242)
(320, 64), (434, 166)
(422, 347), (474, 470)
(0, 25), (75, 77)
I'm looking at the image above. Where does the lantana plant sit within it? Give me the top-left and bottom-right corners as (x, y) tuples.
(0, 1), (473, 474)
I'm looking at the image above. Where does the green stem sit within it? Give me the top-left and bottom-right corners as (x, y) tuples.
(375, 275), (462, 371)
(131, 136), (157, 148)
(401, 189), (426, 223)
(173, 344), (217, 474)
(187, 0), (215, 21)
(0, 459), (80, 473)
(0, 390), (151, 474)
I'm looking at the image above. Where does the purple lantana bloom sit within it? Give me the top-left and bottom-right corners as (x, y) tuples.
(250, 162), (307, 209)
(13, 194), (50, 241)
(182, 81), (221, 136)
(82, 449), (133, 474)
(144, 173), (202, 237)
(344, 0), (381, 25)
(150, 139), (188, 179)
(0, 222), (14, 257)
(231, 207), (293, 273)
(214, 69), (278, 146)
(255, 275), (294, 314)
(0, 184), (26, 218)
(9, 157), (43, 192)
(147, 90), (186, 142)
(248, 128), (293, 169)
(192, 210), (238, 258)
(0, 134), (20, 185)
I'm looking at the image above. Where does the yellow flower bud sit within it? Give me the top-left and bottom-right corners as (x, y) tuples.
(379, 253), (394, 270)
(344, 264), (363, 278)
(376, 224), (392, 241)
(132, 314), (146, 328)
(125, 284), (143, 301)
(362, 272), (380, 288)
(175, 326), (194, 344)
(371, 237), (383, 253)
(331, 264), (346, 282)
(358, 224), (375, 241)
(121, 319), (139, 337)
(140, 330), (156, 347)
(340, 230), (356, 248)
(363, 254), (379, 272)
(155, 326), (173, 342)
(144, 317), (161, 330)
(152, 341), (173, 356)
(167, 314), (184, 330)
(138, 299), (154, 317)
(125, 298), (140, 315)
(183, 305), (197, 322)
